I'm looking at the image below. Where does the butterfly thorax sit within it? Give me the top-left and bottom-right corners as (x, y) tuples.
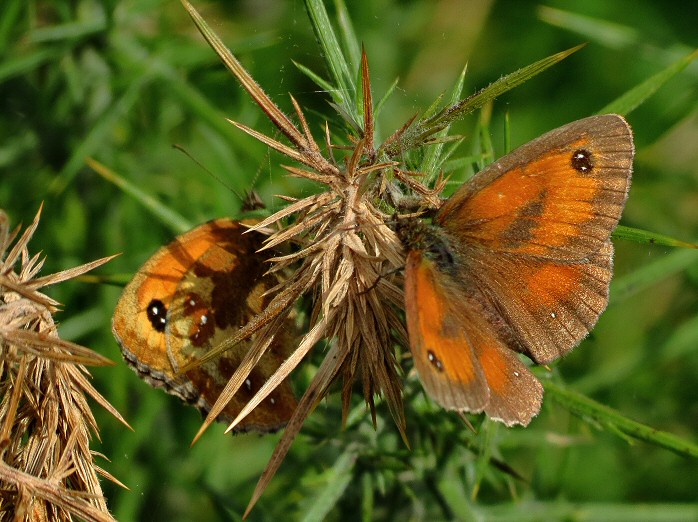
(396, 217), (459, 275)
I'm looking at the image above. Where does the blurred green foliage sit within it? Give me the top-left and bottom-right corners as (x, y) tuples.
(1, 1), (697, 520)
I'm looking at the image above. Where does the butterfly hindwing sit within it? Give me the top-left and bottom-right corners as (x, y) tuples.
(404, 250), (488, 412)
(404, 250), (543, 426)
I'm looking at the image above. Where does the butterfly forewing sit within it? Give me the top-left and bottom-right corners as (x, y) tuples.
(437, 114), (633, 261)
(113, 222), (217, 398)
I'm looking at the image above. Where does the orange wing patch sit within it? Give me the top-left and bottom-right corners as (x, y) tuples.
(522, 261), (582, 309)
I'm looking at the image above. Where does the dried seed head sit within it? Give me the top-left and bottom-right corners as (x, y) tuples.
(0, 207), (124, 521)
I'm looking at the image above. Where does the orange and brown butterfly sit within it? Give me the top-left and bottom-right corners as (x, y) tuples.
(397, 114), (633, 426)
(112, 218), (297, 432)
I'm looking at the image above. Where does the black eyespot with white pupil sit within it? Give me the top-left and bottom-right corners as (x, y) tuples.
(427, 350), (444, 372)
(146, 299), (168, 332)
(571, 149), (593, 173)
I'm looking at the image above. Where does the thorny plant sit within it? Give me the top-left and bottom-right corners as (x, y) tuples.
(181, 1), (585, 515)
(0, 207), (124, 522)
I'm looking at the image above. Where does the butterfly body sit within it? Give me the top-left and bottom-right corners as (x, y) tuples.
(399, 114), (634, 426)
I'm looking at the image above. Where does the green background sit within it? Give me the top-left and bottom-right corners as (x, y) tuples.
(1, 0), (697, 520)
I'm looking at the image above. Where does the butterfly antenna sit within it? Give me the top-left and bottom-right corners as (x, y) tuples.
(172, 144), (266, 212)
(172, 144), (238, 195)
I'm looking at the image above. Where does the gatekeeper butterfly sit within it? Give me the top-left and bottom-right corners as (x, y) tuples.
(398, 114), (633, 426)
(112, 218), (297, 432)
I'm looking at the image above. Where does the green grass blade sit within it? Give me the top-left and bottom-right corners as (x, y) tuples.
(293, 60), (337, 95)
(476, 106), (495, 170)
(373, 76), (400, 120)
(49, 73), (152, 194)
(28, 17), (106, 43)
(545, 381), (698, 459)
(0, 0), (22, 49)
(662, 313), (698, 362)
(420, 66), (468, 182)
(304, 0), (356, 119)
(0, 48), (60, 83)
(503, 112), (511, 153)
(113, 35), (247, 154)
(422, 45), (583, 133)
(538, 6), (638, 50)
(385, 45), (584, 156)
(86, 157), (192, 234)
(299, 448), (357, 522)
(333, 0), (361, 74)
(360, 472), (374, 522)
(538, 5), (698, 66)
(610, 248), (698, 305)
(599, 48), (698, 115)
(613, 225), (697, 248)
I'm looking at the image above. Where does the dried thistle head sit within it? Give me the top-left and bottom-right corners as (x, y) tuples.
(219, 88), (414, 517)
(0, 207), (125, 522)
(180, 4), (437, 514)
